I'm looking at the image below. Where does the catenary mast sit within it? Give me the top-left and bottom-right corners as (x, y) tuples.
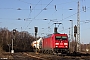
(77, 1), (80, 52)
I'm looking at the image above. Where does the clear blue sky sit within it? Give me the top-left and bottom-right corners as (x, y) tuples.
(0, 0), (90, 44)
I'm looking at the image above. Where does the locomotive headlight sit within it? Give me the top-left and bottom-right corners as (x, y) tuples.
(55, 43), (59, 45)
(65, 46), (68, 48)
(64, 43), (68, 45)
(56, 46), (58, 47)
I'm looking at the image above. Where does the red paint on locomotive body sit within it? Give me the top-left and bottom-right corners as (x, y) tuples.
(42, 33), (69, 53)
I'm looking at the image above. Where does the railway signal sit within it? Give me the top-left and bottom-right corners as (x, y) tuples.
(13, 29), (16, 35)
(11, 29), (16, 53)
(74, 25), (77, 52)
(74, 25), (77, 34)
(34, 27), (38, 54)
(35, 27), (38, 33)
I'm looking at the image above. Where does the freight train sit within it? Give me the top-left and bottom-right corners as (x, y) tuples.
(31, 38), (43, 52)
(31, 33), (69, 54)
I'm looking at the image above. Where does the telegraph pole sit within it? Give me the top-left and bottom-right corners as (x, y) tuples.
(77, 1), (80, 52)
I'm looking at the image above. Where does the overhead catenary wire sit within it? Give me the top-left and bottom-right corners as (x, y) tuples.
(24, 0), (54, 31)
(52, 3), (90, 33)
(60, 6), (90, 22)
(28, 0), (42, 18)
(24, 0), (42, 31)
(43, 5), (90, 34)
(0, 0), (79, 11)
(0, 0), (89, 35)
(33, 0), (53, 19)
(82, 0), (86, 12)
(18, 0), (31, 4)
(1, 1), (89, 22)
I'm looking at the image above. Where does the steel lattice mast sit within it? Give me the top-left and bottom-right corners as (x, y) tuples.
(77, 1), (80, 52)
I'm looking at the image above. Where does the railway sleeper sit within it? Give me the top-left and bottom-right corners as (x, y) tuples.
(67, 51), (90, 56)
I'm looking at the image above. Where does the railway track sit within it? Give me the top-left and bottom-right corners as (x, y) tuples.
(0, 52), (90, 60)
(23, 52), (90, 60)
(26, 52), (90, 60)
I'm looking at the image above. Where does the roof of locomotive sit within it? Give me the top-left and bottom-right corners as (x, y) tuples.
(52, 33), (68, 36)
(43, 33), (68, 38)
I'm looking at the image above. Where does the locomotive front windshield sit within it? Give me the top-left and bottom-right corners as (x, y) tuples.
(55, 36), (67, 40)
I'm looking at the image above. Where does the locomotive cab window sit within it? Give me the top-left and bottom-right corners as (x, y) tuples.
(55, 36), (67, 40)
(55, 36), (61, 40)
(62, 36), (67, 40)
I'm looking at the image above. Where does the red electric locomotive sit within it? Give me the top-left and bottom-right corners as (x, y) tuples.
(41, 33), (69, 54)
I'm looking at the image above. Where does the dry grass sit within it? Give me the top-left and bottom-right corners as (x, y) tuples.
(0, 46), (5, 57)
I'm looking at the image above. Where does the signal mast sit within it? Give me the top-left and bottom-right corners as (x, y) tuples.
(77, 1), (80, 52)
